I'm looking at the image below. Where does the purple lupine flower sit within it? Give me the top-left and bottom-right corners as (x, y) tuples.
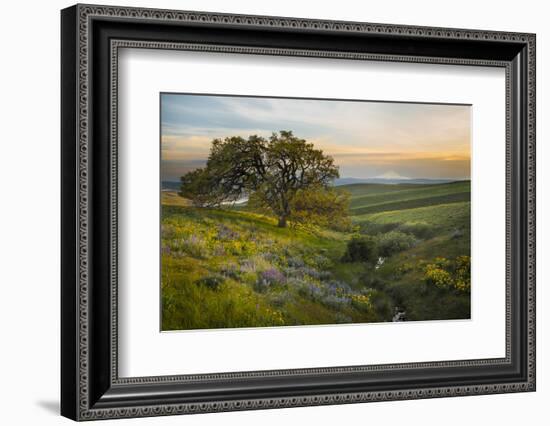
(259, 268), (286, 285)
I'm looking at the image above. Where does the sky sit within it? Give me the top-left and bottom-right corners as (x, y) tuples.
(160, 94), (471, 182)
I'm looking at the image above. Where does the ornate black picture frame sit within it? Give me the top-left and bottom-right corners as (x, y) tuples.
(61, 4), (536, 421)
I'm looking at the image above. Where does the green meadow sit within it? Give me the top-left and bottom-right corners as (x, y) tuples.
(161, 181), (471, 330)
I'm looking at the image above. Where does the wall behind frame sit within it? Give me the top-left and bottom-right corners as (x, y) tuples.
(0, 0), (547, 425)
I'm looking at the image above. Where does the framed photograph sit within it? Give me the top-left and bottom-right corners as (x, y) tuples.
(61, 4), (536, 421)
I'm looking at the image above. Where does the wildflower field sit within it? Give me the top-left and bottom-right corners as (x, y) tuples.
(161, 181), (471, 330)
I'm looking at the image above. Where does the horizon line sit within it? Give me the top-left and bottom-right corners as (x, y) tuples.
(161, 177), (471, 183)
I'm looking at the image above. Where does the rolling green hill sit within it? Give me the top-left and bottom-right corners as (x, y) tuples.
(355, 201), (471, 231)
(161, 180), (471, 330)
(341, 180), (470, 214)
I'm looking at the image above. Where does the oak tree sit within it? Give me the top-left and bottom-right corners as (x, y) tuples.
(180, 131), (345, 228)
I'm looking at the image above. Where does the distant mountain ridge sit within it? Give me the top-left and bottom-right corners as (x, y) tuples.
(162, 177), (467, 190)
(333, 177), (464, 186)
(161, 181), (181, 191)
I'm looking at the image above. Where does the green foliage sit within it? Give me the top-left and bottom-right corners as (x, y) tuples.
(397, 222), (435, 239)
(424, 256), (471, 293)
(424, 262), (453, 288)
(350, 293), (373, 312)
(369, 290), (393, 320)
(376, 231), (417, 257)
(179, 131), (341, 227)
(179, 168), (225, 207)
(342, 231), (415, 262)
(289, 187), (352, 231)
(342, 236), (378, 263)
(195, 274), (225, 291)
(453, 255), (471, 292)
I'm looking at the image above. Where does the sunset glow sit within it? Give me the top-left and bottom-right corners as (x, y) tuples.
(161, 94), (471, 182)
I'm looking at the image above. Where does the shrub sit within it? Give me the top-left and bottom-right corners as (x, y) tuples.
(239, 256), (271, 273)
(351, 293), (373, 312)
(225, 240), (250, 256)
(450, 228), (464, 240)
(400, 262), (415, 272)
(295, 282), (323, 300)
(283, 266), (301, 278)
(287, 256), (305, 268)
(321, 294), (351, 310)
(369, 290), (393, 320)
(216, 224), (239, 240)
(397, 223), (435, 239)
(424, 264), (453, 288)
(261, 252), (281, 263)
(376, 231), (416, 257)
(300, 266), (322, 280)
(255, 268), (286, 292)
(361, 276), (385, 291)
(423, 256), (471, 293)
(195, 274), (225, 291)
(219, 263), (240, 280)
(318, 270), (332, 281)
(453, 255), (471, 292)
(327, 280), (352, 296)
(311, 254), (332, 269)
(180, 234), (210, 258)
(212, 244), (226, 256)
(334, 312), (353, 324)
(289, 187), (352, 232)
(286, 277), (308, 290)
(342, 236), (378, 263)
(264, 308), (285, 326)
(260, 268), (286, 285)
(161, 224), (176, 239)
(269, 291), (293, 307)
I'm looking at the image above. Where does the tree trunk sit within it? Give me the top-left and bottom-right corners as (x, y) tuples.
(277, 216), (287, 228)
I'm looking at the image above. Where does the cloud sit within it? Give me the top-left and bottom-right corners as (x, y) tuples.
(161, 135), (211, 161)
(160, 94), (471, 180)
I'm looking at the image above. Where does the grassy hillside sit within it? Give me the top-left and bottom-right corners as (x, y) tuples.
(344, 180), (470, 214)
(355, 201), (470, 230)
(161, 206), (364, 330)
(161, 190), (190, 207)
(161, 181), (471, 330)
